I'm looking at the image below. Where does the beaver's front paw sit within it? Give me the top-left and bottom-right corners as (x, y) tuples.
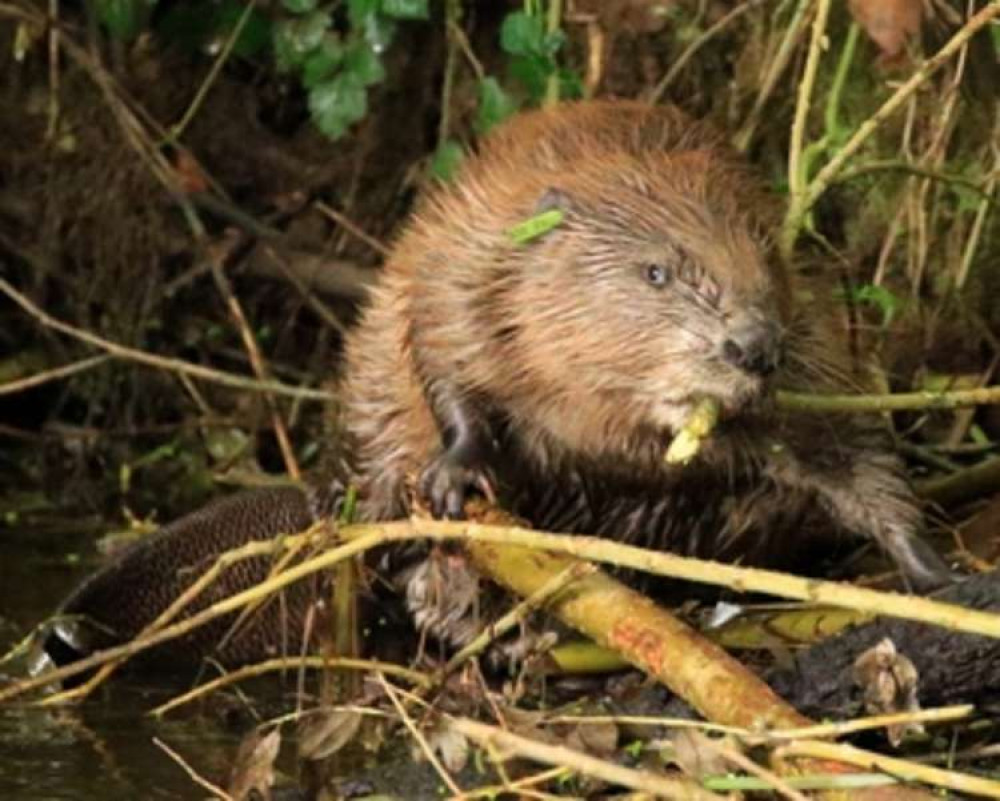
(402, 548), (483, 648)
(419, 452), (496, 519)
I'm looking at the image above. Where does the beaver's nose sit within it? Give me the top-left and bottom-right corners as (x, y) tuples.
(721, 318), (782, 376)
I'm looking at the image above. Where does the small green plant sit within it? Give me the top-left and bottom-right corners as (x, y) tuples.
(429, 1), (579, 182)
(274, 0), (429, 140)
(837, 283), (904, 329)
(94, 0), (582, 152)
(500, 2), (580, 104)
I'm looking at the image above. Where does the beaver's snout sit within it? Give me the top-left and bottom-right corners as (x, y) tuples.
(721, 316), (783, 377)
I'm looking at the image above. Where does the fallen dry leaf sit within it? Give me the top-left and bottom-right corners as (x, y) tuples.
(297, 707), (363, 762)
(227, 727), (281, 801)
(848, 0), (923, 58)
(670, 729), (731, 780)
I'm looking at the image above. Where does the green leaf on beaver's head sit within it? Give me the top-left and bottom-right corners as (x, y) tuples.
(507, 209), (565, 245)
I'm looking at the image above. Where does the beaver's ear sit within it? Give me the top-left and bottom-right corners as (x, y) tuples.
(535, 187), (572, 215)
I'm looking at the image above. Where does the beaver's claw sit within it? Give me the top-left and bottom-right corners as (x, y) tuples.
(419, 453), (496, 520)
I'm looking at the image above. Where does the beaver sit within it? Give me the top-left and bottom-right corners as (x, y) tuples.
(342, 100), (952, 601)
(39, 100), (952, 674)
(36, 486), (343, 676)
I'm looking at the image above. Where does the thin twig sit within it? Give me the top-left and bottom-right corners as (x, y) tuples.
(833, 160), (996, 201)
(438, 0), (461, 148)
(777, 384), (1000, 412)
(204, 240), (301, 478)
(0, 279), (334, 403)
(0, 354), (110, 396)
(781, 0), (1000, 254)
(170, 0), (256, 139)
(153, 737), (234, 801)
(649, 0), (763, 104)
(152, 657), (430, 718)
(550, 704), (972, 743)
(734, 0), (812, 151)
(713, 740), (809, 801)
(451, 716), (719, 800)
(45, 0), (59, 140)
(441, 562), (592, 675)
(776, 739), (1000, 798)
(315, 201), (389, 258)
(380, 674), (463, 796)
(782, 0), (833, 261)
(543, 0), (563, 108)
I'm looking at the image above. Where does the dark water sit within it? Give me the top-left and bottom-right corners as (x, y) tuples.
(0, 526), (448, 800)
(0, 526), (246, 800)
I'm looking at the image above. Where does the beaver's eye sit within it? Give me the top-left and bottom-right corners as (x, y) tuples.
(643, 263), (673, 287)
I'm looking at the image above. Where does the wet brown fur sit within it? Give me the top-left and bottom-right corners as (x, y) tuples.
(341, 101), (945, 593)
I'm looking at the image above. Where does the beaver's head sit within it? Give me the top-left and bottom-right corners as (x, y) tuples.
(494, 151), (792, 456)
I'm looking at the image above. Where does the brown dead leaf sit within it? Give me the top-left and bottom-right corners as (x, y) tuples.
(297, 707), (363, 762)
(174, 149), (209, 195)
(227, 727), (281, 801)
(956, 492), (1000, 566)
(567, 720), (620, 759)
(848, 0), (923, 58)
(670, 730), (730, 780)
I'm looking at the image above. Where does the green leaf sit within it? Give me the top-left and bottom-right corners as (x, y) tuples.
(541, 28), (566, 57)
(430, 140), (464, 182)
(96, 0), (155, 41)
(839, 283), (903, 328)
(509, 53), (553, 102)
(309, 73), (368, 140)
(347, 0), (380, 27)
(381, 0), (429, 20)
(282, 0), (317, 13)
(273, 10), (330, 71)
(556, 67), (584, 101)
(343, 40), (386, 86)
(475, 77), (518, 134)
(507, 209), (564, 244)
(302, 34), (345, 88)
(500, 11), (544, 57)
(348, 0), (397, 50)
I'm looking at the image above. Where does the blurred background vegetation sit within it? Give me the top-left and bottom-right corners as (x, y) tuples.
(0, 0), (998, 536)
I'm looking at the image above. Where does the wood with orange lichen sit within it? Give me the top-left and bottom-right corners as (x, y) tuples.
(460, 503), (938, 800)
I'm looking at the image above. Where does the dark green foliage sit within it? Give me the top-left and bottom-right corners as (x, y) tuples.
(95, 0), (155, 41)
(500, 10), (569, 103)
(430, 139), (465, 182)
(475, 77), (518, 134)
